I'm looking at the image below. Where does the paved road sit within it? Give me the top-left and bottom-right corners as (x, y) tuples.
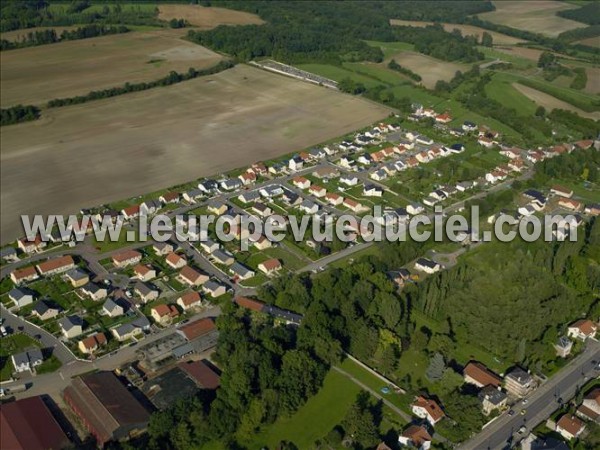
(460, 339), (600, 450)
(0, 303), (77, 365)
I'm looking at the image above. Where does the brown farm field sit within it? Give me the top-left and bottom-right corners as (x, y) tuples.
(0, 30), (222, 107)
(584, 67), (600, 94)
(576, 37), (600, 49)
(158, 4), (264, 29)
(512, 83), (600, 120)
(0, 65), (391, 243)
(388, 51), (469, 89)
(478, 1), (585, 37)
(389, 19), (525, 45)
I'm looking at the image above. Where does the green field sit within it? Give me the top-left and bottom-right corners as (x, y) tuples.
(365, 40), (416, 59)
(478, 46), (535, 70)
(485, 72), (539, 116)
(244, 369), (361, 449)
(296, 63), (384, 88)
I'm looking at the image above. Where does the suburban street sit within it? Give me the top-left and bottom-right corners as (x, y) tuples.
(461, 339), (600, 450)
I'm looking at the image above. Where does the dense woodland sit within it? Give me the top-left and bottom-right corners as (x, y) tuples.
(557, 2), (600, 26)
(0, 104), (40, 126)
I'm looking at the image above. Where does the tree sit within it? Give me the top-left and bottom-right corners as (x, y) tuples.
(481, 31), (493, 47)
(538, 51), (556, 69)
(342, 392), (380, 448)
(535, 105), (546, 117)
(426, 353), (446, 381)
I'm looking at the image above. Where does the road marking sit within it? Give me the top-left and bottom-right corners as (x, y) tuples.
(59, 371), (65, 380)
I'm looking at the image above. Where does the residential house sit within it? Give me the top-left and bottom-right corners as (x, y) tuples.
(159, 192), (180, 204)
(325, 192), (344, 206)
(10, 266), (39, 284)
(200, 239), (220, 254)
(340, 174), (359, 186)
(230, 262), (255, 280)
(32, 300), (61, 321)
(415, 258), (441, 274)
(281, 189), (301, 206)
(178, 266), (208, 287)
(554, 336), (573, 358)
(411, 396), (445, 425)
(478, 136), (495, 148)
(289, 156), (304, 171)
(556, 414), (585, 441)
(165, 252), (187, 269)
(9, 288), (35, 308)
(258, 258), (282, 275)
(415, 151), (430, 164)
(11, 349), (43, 373)
(504, 367), (534, 398)
(299, 199), (319, 215)
(551, 185), (574, 198)
(140, 200), (161, 216)
(81, 282), (108, 301)
(150, 304), (179, 325)
(370, 169), (388, 181)
(78, 332), (107, 355)
(463, 362), (502, 388)
(207, 200), (228, 216)
(259, 185), (284, 198)
(292, 176), (311, 189)
(182, 189), (203, 203)
(343, 198), (363, 213)
(102, 298), (124, 318)
(485, 170), (507, 184)
(309, 185), (327, 198)
(198, 179), (218, 194)
(364, 184), (384, 197)
(567, 319), (597, 341)
(239, 171), (257, 186)
(577, 388), (600, 422)
(211, 249), (234, 266)
(416, 136), (434, 146)
(313, 166), (339, 179)
(153, 242), (174, 256)
(111, 323), (142, 342)
(558, 198), (582, 212)
(251, 162), (268, 176)
(253, 235), (273, 250)
(479, 386), (508, 416)
(0, 247), (18, 262)
(220, 178), (242, 192)
(59, 316), (84, 339)
(435, 112), (452, 124)
(398, 425), (432, 449)
(463, 121), (477, 132)
(36, 255), (75, 276)
(112, 250), (142, 268)
(17, 235), (47, 254)
(268, 162), (285, 175)
(203, 280), (227, 298)
(66, 269), (89, 288)
(177, 291), (202, 311)
(584, 203), (600, 216)
(134, 282), (160, 303)
(407, 203), (425, 215)
(134, 264), (156, 282)
(238, 190), (261, 204)
(120, 205), (140, 220)
(252, 202), (273, 218)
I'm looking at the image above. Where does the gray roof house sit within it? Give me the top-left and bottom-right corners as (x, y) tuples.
(9, 288), (35, 308)
(59, 316), (84, 339)
(230, 262), (255, 280)
(103, 298), (125, 318)
(32, 300), (61, 321)
(238, 190), (261, 204)
(0, 247), (17, 261)
(211, 249), (234, 266)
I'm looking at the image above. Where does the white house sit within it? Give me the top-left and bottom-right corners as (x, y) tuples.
(411, 397), (445, 426)
(415, 258), (441, 274)
(567, 319), (597, 341)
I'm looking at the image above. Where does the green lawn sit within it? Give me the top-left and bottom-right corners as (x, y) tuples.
(365, 40), (416, 59)
(485, 72), (539, 116)
(296, 63), (384, 88)
(243, 369), (361, 449)
(343, 62), (414, 85)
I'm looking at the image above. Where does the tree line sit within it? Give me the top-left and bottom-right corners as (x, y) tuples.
(47, 60), (235, 108)
(388, 59), (422, 81)
(0, 24), (129, 51)
(0, 104), (40, 126)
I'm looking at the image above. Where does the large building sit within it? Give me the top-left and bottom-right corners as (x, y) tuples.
(64, 371), (150, 446)
(0, 396), (70, 450)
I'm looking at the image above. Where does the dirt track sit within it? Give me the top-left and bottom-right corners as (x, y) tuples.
(0, 65), (390, 243)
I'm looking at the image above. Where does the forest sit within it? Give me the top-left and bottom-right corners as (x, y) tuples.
(557, 2), (600, 26)
(0, 104), (40, 126)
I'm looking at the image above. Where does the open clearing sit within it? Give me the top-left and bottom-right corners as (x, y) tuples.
(584, 67), (600, 94)
(0, 30), (223, 107)
(388, 51), (469, 89)
(576, 37), (600, 48)
(0, 64), (390, 243)
(0, 26), (80, 42)
(513, 83), (600, 120)
(158, 4), (264, 29)
(389, 19), (525, 45)
(478, 1), (585, 37)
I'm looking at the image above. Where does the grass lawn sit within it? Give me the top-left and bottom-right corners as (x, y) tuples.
(365, 40), (416, 59)
(91, 229), (142, 253)
(244, 369), (361, 449)
(296, 63), (383, 88)
(36, 354), (62, 374)
(485, 72), (539, 116)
